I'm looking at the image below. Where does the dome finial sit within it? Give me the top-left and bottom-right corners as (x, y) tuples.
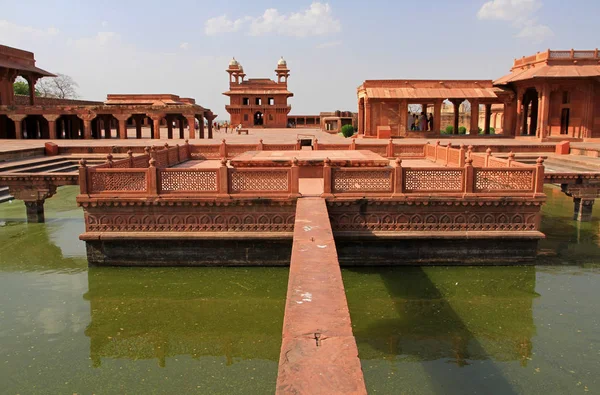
(278, 56), (287, 66)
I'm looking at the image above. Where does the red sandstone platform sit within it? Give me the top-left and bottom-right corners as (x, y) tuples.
(231, 150), (389, 167)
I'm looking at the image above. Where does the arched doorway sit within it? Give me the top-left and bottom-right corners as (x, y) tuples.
(254, 111), (263, 126)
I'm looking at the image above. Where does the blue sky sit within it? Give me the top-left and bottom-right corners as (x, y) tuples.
(1, 0), (598, 115)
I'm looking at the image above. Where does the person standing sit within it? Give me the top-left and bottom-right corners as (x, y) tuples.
(420, 112), (427, 131)
(428, 113), (434, 131)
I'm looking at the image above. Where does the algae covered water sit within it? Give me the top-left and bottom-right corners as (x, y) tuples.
(0, 187), (287, 394)
(1, 185), (599, 394)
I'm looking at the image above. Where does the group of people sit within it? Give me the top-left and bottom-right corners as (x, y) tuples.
(408, 111), (434, 131)
(213, 121), (242, 133)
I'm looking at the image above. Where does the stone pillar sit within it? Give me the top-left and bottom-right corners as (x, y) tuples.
(537, 84), (550, 139)
(134, 115), (143, 139)
(187, 116), (196, 139)
(25, 75), (38, 105)
(581, 84), (595, 139)
(166, 115), (174, 139)
(399, 100), (407, 136)
(12, 186), (57, 223)
(103, 116), (112, 139)
(114, 114), (130, 139)
(80, 114), (95, 139)
(8, 114), (26, 139)
(150, 115), (163, 139)
(515, 89), (524, 135)
(198, 116), (204, 139)
(179, 117), (185, 139)
(207, 116), (214, 139)
(470, 101), (479, 134)
(450, 99), (462, 135)
(43, 114), (60, 139)
(484, 104), (492, 134)
(25, 200), (45, 222)
(573, 198), (595, 222)
(433, 100), (442, 133)
(358, 98), (365, 135)
(364, 98), (371, 136)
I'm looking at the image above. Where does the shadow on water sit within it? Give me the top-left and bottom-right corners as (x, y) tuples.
(344, 266), (538, 394)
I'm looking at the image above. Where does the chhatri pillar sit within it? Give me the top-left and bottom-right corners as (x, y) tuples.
(206, 112), (215, 139)
(166, 114), (174, 139)
(80, 113), (96, 139)
(358, 98), (365, 135)
(25, 75), (39, 106)
(364, 98), (371, 136)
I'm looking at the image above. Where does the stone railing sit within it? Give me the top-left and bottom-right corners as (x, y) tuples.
(468, 148), (530, 168)
(424, 142), (466, 167)
(80, 159), (299, 197)
(323, 157), (545, 197)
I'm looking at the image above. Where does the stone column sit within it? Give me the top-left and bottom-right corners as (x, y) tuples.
(25, 75), (38, 105)
(114, 114), (130, 139)
(358, 98), (365, 135)
(198, 116), (204, 139)
(207, 114), (214, 139)
(450, 99), (462, 135)
(166, 115), (174, 139)
(103, 116), (112, 139)
(399, 100), (407, 136)
(179, 117), (185, 139)
(150, 115), (163, 139)
(484, 104), (492, 134)
(515, 88), (524, 135)
(433, 100), (442, 133)
(43, 114), (60, 139)
(12, 186), (57, 223)
(8, 114), (26, 139)
(573, 198), (595, 222)
(134, 115), (143, 139)
(364, 98), (371, 136)
(470, 101), (479, 134)
(581, 84), (595, 139)
(80, 114), (95, 139)
(186, 116), (196, 139)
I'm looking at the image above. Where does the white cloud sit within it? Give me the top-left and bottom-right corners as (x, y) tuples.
(205, 15), (249, 35)
(477, 0), (553, 42)
(179, 42), (189, 50)
(515, 21), (553, 42)
(204, 2), (341, 37)
(0, 19), (59, 42)
(316, 40), (342, 49)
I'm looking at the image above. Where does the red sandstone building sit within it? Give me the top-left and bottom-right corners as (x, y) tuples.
(0, 44), (216, 139)
(224, 57), (292, 128)
(358, 49), (600, 140)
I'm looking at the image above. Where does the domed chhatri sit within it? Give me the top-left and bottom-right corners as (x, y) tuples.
(278, 56), (287, 66)
(229, 57), (239, 67)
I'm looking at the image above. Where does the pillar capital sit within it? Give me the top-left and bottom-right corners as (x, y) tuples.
(79, 112), (97, 122)
(43, 114), (61, 122)
(149, 113), (165, 121)
(113, 113), (132, 121)
(7, 114), (27, 122)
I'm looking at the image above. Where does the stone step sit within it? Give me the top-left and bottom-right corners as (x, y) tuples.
(12, 160), (80, 173)
(0, 186), (14, 203)
(0, 156), (66, 172)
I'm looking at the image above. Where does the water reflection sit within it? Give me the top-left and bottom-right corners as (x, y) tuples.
(84, 267), (286, 368)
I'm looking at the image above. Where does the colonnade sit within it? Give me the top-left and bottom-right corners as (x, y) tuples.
(0, 111), (217, 139)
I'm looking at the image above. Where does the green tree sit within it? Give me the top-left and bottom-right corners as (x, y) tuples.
(13, 77), (40, 96)
(341, 124), (355, 138)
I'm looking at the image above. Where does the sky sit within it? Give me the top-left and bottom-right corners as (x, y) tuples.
(1, 0), (598, 115)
